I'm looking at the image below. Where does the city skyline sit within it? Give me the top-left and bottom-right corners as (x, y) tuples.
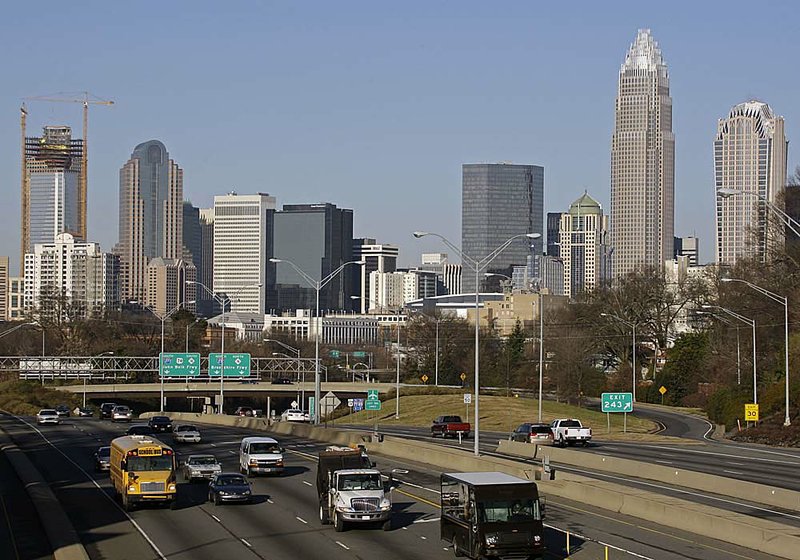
(0, 3), (798, 273)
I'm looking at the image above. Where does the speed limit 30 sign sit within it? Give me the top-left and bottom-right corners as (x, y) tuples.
(744, 403), (759, 422)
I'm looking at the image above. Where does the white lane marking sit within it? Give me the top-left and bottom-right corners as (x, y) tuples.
(727, 462), (745, 466)
(702, 419), (715, 440)
(296, 516), (308, 524)
(420, 536), (427, 540)
(655, 460), (672, 464)
(211, 514), (221, 523)
(210, 443), (217, 447)
(391, 477), (441, 494)
(723, 470), (744, 475)
(241, 538), (252, 548)
(617, 442), (800, 466)
(402, 526), (408, 530)
(412, 517), (440, 523)
(336, 541), (350, 550)
(228, 450), (236, 455)
(267, 498), (274, 504)
(302, 481), (313, 486)
(8, 414), (169, 560)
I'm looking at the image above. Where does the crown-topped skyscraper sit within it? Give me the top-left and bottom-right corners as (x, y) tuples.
(610, 29), (675, 278)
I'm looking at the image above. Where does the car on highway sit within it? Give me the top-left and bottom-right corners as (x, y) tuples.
(182, 454), (222, 482)
(281, 408), (309, 422)
(94, 446), (111, 472)
(36, 409), (60, 425)
(235, 407), (254, 417)
(173, 424), (201, 443)
(78, 407), (94, 417)
(126, 424), (155, 436)
(207, 473), (253, 505)
(100, 402), (117, 420)
(510, 423), (554, 444)
(55, 404), (71, 417)
(271, 377), (293, 385)
(148, 416), (173, 433)
(111, 405), (133, 422)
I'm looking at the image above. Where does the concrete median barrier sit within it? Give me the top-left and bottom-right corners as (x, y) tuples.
(498, 438), (800, 511)
(149, 413), (800, 559)
(0, 427), (90, 560)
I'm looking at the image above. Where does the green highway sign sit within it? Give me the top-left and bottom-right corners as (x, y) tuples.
(329, 350), (341, 358)
(601, 392), (633, 413)
(365, 399), (381, 411)
(367, 389), (379, 401)
(209, 353), (252, 377)
(160, 353), (201, 377)
(352, 351), (367, 358)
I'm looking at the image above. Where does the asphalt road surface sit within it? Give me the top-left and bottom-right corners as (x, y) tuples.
(0, 412), (783, 560)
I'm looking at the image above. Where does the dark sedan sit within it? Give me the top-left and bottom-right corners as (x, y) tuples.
(127, 424), (155, 436)
(208, 473), (253, 505)
(148, 416), (173, 433)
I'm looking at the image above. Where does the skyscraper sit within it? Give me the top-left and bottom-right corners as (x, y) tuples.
(559, 192), (609, 298)
(715, 101), (787, 265)
(353, 239), (398, 313)
(610, 29), (674, 278)
(115, 140), (184, 303)
(198, 207), (215, 316)
(21, 126), (83, 264)
(213, 193), (275, 315)
(461, 163), (544, 292)
(270, 203), (354, 312)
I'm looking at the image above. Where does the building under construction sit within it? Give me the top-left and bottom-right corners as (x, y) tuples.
(20, 120), (85, 263)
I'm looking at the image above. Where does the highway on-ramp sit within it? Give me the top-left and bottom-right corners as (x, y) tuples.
(0, 413), (781, 560)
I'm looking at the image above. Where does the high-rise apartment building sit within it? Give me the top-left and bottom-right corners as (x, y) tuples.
(0, 257), (8, 321)
(462, 163), (544, 292)
(368, 271), (405, 311)
(715, 101), (787, 265)
(353, 239), (398, 313)
(24, 233), (120, 319)
(442, 263), (463, 295)
(21, 126), (84, 265)
(610, 29), (674, 278)
(198, 207), (215, 316)
(271, 203), (354, 313)
(213, 193), (275, 315)
(559, 192), (609, 298)
(145, 257), (197, 317)
(8, 277), (23, 320)
(115, 140), (183, 303)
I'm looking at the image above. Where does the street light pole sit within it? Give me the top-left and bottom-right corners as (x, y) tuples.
(701, 306), (757, 403)
(271, 257), (365, 424)
(434, 318), (440, 387)
(538, 291), (544, 423)
(143, 301), (194, 413)
(264, 339), (303, 406)
(414, 231), (540, 456)
(722, 279), (789, 425)
(396, 320), (401, 419)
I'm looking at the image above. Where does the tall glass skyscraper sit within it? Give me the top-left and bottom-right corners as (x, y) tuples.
(115, 140), (184, 303)
(22, 126), (83, 263)
(715, 101), (787, 265)
(610, 29), (674, 278)
(461, 163), (544, 293)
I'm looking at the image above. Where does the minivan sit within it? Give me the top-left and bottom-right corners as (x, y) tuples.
(239, 436), (284, 476)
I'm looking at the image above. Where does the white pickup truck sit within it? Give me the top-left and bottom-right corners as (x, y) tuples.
(550, 419), (592, 447)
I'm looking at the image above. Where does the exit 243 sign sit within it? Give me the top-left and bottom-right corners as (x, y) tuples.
(601, 392), (634, 413)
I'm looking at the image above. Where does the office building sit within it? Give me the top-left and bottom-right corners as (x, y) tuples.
(368, 271), (405, 311)
(23, 233), (120, 320)
(353, 238), (398, 313)
(559, 192), (609, 298)
(419, 252), (450, 295)
(442, 263), (462, 295)
(213, 193), (275, 315)
(271, 203), (354, 313)
(462, 163), (544, 292)
(401, 269), (437, 302)
(611, 29), (674, 278)
(0, 257), (8, 321)
(540, 255), (565, 296)
(145, 257), (197, 317)
(674, 236), (699, 266)
(182, 202), (201, 266)
(547, 212), (562, 257)
(198, 207), (215, 316)
(715, 101), (787, 265)
(115, 140), (184, 303)
(8, 277), (23, 320)
(21, 125), (84, 265)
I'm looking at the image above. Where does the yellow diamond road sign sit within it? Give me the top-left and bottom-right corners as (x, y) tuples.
(659, 386), (667, 395)
(421, 374), (429, 383)
(460, 372), (467, 381)
(745, 403), (759, 422)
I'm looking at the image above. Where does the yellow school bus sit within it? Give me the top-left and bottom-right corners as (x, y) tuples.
(110, 435), (177, 511)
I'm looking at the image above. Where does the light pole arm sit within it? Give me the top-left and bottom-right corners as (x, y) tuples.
(319, 260), (363, 290)
(420, 233), (478, 271)
(277, 259), (318, 289)
(477, 233), (530, 269)
(725, 278), (786, 306)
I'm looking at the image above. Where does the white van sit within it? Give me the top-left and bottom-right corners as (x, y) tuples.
(239, 436), (284, 476)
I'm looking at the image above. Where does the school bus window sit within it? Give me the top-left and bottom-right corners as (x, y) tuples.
(127, 456), (173, 471)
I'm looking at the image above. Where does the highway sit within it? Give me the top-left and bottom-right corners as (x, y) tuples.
(0, 413), (780, 560)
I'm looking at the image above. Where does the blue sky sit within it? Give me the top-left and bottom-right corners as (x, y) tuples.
(1, 1), (797, 273)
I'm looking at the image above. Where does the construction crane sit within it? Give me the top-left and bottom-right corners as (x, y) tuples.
(21, 92), (114, 260)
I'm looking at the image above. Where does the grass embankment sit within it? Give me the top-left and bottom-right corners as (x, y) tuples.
(335, 391), (654, 436)
(0, 380), (81, 415)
